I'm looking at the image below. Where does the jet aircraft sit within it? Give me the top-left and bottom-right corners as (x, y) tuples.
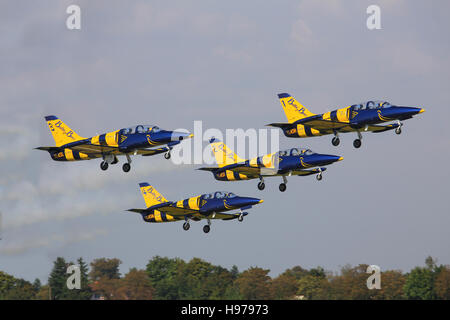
(199, 138), (343, 192)
(128, 183), (263, 233)
(36, 116), (192, 172)
(268, 93), (425, 148)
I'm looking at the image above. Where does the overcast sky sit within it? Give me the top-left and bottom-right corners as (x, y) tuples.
(1, 0), (449, 282)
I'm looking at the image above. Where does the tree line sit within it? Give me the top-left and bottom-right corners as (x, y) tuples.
(0, 256), (449, 300)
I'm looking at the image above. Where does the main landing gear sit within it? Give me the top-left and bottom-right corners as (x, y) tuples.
(332, 136), (340, 146)
(331, 131), (340, 146)
(203, 219), (211, 233)
(279, 176), (288, 192)
(353, 131), (362, 149)
(164, 151), (171, 159)
(100, 161), (109, 171)
(100, 154), (117, 171)
(257, 177), (265, 191)
(122, 154), (132, 172)
(183, 221), (190, 231)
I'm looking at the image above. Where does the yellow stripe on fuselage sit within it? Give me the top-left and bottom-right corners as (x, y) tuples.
(105, 130), (119, 147)
(336, 107), (350, 122)
(188, 196), (200, 210)
(91, 135), (100, 145)
(154, 211), (162, 222)
(65, 149), (74, 161)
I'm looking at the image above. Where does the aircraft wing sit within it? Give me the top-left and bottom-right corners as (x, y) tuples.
(291, 168), (327, 176)
(62, 140), (168, 157)
(367, 123), (399, 133)
(68, 143), (120, 155)
(217, 163), (263, 177)
(150, 205), (199, 216)
(214, 212), (246, 220)
(137, 147), (168, 156)
(297, 118), (351, 130)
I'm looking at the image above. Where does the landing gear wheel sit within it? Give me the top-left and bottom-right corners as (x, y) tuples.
(238, 214), (244, 222)
(316, 173), (323, 181)
(332, 137), (340, 146)
(100, 161), (109, 171)
(122, 163), (131, 173)
(203, 225), (210, 233)
(164, 152), (171, 160)
(395, 127), (402, 135)
(279, 183), (287, 192)
(353, 139), (362, 148)
(183, 222), (190, 231)
(257, 182), (265, 190)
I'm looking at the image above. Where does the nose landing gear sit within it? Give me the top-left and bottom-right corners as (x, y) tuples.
(395, 121), (403, 135)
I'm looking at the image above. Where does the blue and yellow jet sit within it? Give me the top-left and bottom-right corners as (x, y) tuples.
(199, 138), (343, 192)
(268, 93), (425, 148)
(36, 116), (193, 172)
(128, 183), (263, 233)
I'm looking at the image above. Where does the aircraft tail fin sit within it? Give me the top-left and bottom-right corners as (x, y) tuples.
(139, 183), (168, 208)
(277, 93), (316, 123)
(44, 115), (85, 147)
(209, 138), (246, 167)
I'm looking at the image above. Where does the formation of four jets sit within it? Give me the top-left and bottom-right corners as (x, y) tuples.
(37, 93), (424, 233)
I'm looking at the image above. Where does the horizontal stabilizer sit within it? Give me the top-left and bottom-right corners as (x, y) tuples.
(266, 122), (292, 128)
(197, 167), (219, 172)
(35, 146), (61, 152)
(127, 208), (147, 214)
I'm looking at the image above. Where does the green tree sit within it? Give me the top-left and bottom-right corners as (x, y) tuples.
(403, 267), (435, 300)
(271, 273), (298, 299)
(115, 269), (154, 300)
(296, 274), (329, 300)
(434, 266), (450, 300)
(328, 264), (376, 300)
(0, 272), (36, 300)
(66, 257), (91, 300)
(371, 270), (406, 300)
(235, 267), (273, 300)
(89, 258), (122, 281)
(48, 257), (71, 300)
(281, 265), (309, 280)
(230, 265), (239, 280)
(175, 258), (233, 299)
(146, 256), (185, 299)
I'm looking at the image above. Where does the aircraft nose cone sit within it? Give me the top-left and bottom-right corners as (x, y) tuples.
(233, 197), (263, 207)
(388, 106), (424, 119)
(311, 154), (343, 166)
(171, 131), (193, 141)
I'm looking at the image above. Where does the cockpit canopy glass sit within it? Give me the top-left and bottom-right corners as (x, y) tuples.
(352, 100), (391, 110)
(203, 192), (237, 199)
(278, 148), (314, 156)
(121, 125), (161, 134)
